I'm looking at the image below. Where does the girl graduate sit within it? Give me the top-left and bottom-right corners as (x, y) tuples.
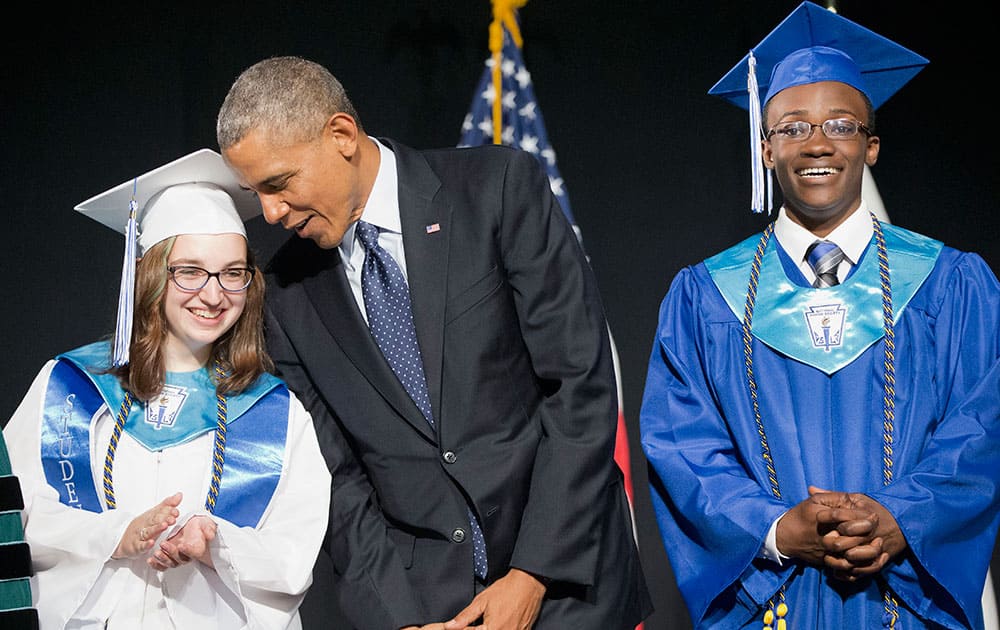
(3, 149), (330, 629)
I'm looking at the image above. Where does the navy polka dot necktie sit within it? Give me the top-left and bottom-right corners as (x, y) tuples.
(356, 221), (434, 421)
(355, 221), (488, 579)
(806, 240), (845, 288)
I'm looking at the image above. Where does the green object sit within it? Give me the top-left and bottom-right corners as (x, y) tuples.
(0, 432), (36, 619)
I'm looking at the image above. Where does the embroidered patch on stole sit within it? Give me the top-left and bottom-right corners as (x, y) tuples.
(804, 303), (847, 352)
(144, 384), (189, 430)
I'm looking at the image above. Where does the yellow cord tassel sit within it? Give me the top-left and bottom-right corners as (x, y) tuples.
(763, 601), (788, 630)
(489, 0), (528, 143)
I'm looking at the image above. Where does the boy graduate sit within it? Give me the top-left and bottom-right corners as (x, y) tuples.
(640, 3), (1000, 629)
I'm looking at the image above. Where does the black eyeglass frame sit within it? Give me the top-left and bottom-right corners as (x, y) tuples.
(166, 265), (255, 293)
(765, 118), (873, 142)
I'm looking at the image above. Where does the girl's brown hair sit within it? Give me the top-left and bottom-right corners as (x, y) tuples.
(111, 236), (273, 401)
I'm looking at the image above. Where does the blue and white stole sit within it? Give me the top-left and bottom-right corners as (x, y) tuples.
(705, 223), (942, 374)
(39, 341), (289, 527)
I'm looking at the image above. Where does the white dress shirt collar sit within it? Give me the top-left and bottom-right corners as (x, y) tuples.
(774, 202), (874, 281)
(340, 137), (400, 262)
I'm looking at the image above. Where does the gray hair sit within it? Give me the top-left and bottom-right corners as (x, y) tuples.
(217, 56), (362, 150)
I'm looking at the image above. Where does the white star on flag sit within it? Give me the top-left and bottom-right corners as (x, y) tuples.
(515, 66), (531, 88)
(519, 135), (539, 154)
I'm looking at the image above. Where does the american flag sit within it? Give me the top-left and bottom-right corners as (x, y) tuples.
(458, 21), (575, 236)
(458, 9), (641, 606)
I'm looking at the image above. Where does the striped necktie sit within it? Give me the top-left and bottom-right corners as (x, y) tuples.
(806, 240), (845, 288)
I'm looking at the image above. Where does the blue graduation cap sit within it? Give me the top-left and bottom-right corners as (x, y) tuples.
(708, 1), (929, 213)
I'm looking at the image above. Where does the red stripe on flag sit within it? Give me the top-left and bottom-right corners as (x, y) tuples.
(615, 409), (635, 504)
(610, 332), (644, 630)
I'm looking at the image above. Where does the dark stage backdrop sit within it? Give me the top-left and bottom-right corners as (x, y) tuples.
(4, 2), (998, 629)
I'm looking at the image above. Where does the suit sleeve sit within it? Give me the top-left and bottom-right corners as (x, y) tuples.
(497, 149), (621, 584)
(264, 304), (428, 629)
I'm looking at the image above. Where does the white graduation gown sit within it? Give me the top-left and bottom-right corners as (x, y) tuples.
(4, 359), (331, 629)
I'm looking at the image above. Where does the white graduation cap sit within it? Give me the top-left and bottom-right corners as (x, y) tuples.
(74, 148), (262, 366)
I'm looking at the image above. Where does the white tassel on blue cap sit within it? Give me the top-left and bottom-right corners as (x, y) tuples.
(112, 188), (138, 367)
(746, 52), (772, 215)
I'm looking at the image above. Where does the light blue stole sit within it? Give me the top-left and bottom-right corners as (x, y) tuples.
(40, 341), (289, 527)
(705, 223), (942, 375)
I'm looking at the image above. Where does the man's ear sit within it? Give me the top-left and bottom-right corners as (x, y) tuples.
(865, 135), (880, 167)
(324, 112), (360, 157)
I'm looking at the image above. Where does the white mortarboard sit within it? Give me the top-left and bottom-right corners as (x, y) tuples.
(708, 1), (929, 214)
(74, 148), (261, 366)
(76, 148), (260, 251)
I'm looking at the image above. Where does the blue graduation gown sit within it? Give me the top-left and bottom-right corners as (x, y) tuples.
(640, 225), (1000, 629)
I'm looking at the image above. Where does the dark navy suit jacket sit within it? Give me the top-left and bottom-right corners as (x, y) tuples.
(264, 138), (651, 629)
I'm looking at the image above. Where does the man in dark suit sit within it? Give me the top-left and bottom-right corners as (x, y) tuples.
(216, 56), (651, 630)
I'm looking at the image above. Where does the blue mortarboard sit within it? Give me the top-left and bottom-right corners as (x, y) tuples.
(708, 1), (929, 213)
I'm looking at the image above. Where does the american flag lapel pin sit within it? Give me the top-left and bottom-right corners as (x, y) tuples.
(425, 223), (441, 234)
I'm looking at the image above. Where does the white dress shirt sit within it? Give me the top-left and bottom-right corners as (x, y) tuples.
(338, 138), (405, 325)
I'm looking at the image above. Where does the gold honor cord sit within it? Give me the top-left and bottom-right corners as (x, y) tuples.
(740, 223), (790, 629)
(741, 214), (898, 629)
(103, 391), (133, 508)
(102, 365), (229, 515)
(873, 217), (900, 627)
(206, 362), (229, 512)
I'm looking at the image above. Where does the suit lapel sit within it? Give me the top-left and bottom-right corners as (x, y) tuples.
(387, 139), (449, 425)
(300, 243), (436, 441)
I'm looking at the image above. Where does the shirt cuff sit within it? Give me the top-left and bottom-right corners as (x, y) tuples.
(759, 511), (790, 566)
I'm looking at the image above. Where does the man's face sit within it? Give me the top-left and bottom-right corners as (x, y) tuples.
(763, 81), (879, 235)
(223, 120), (366, 250)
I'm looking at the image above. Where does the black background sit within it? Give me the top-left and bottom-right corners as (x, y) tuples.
(4, 2), (998, 628)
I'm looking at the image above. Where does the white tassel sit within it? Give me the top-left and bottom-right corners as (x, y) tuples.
(747, 52), (769, 214)
(112, 195), (138, 367)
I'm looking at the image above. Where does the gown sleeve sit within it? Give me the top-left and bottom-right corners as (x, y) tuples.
(3, 361), (135, 628)
(870, 252), (1000, 626)
(639, 266), (793, 627)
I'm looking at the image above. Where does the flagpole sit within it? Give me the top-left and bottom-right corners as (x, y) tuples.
(489, 0), (527, 144)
